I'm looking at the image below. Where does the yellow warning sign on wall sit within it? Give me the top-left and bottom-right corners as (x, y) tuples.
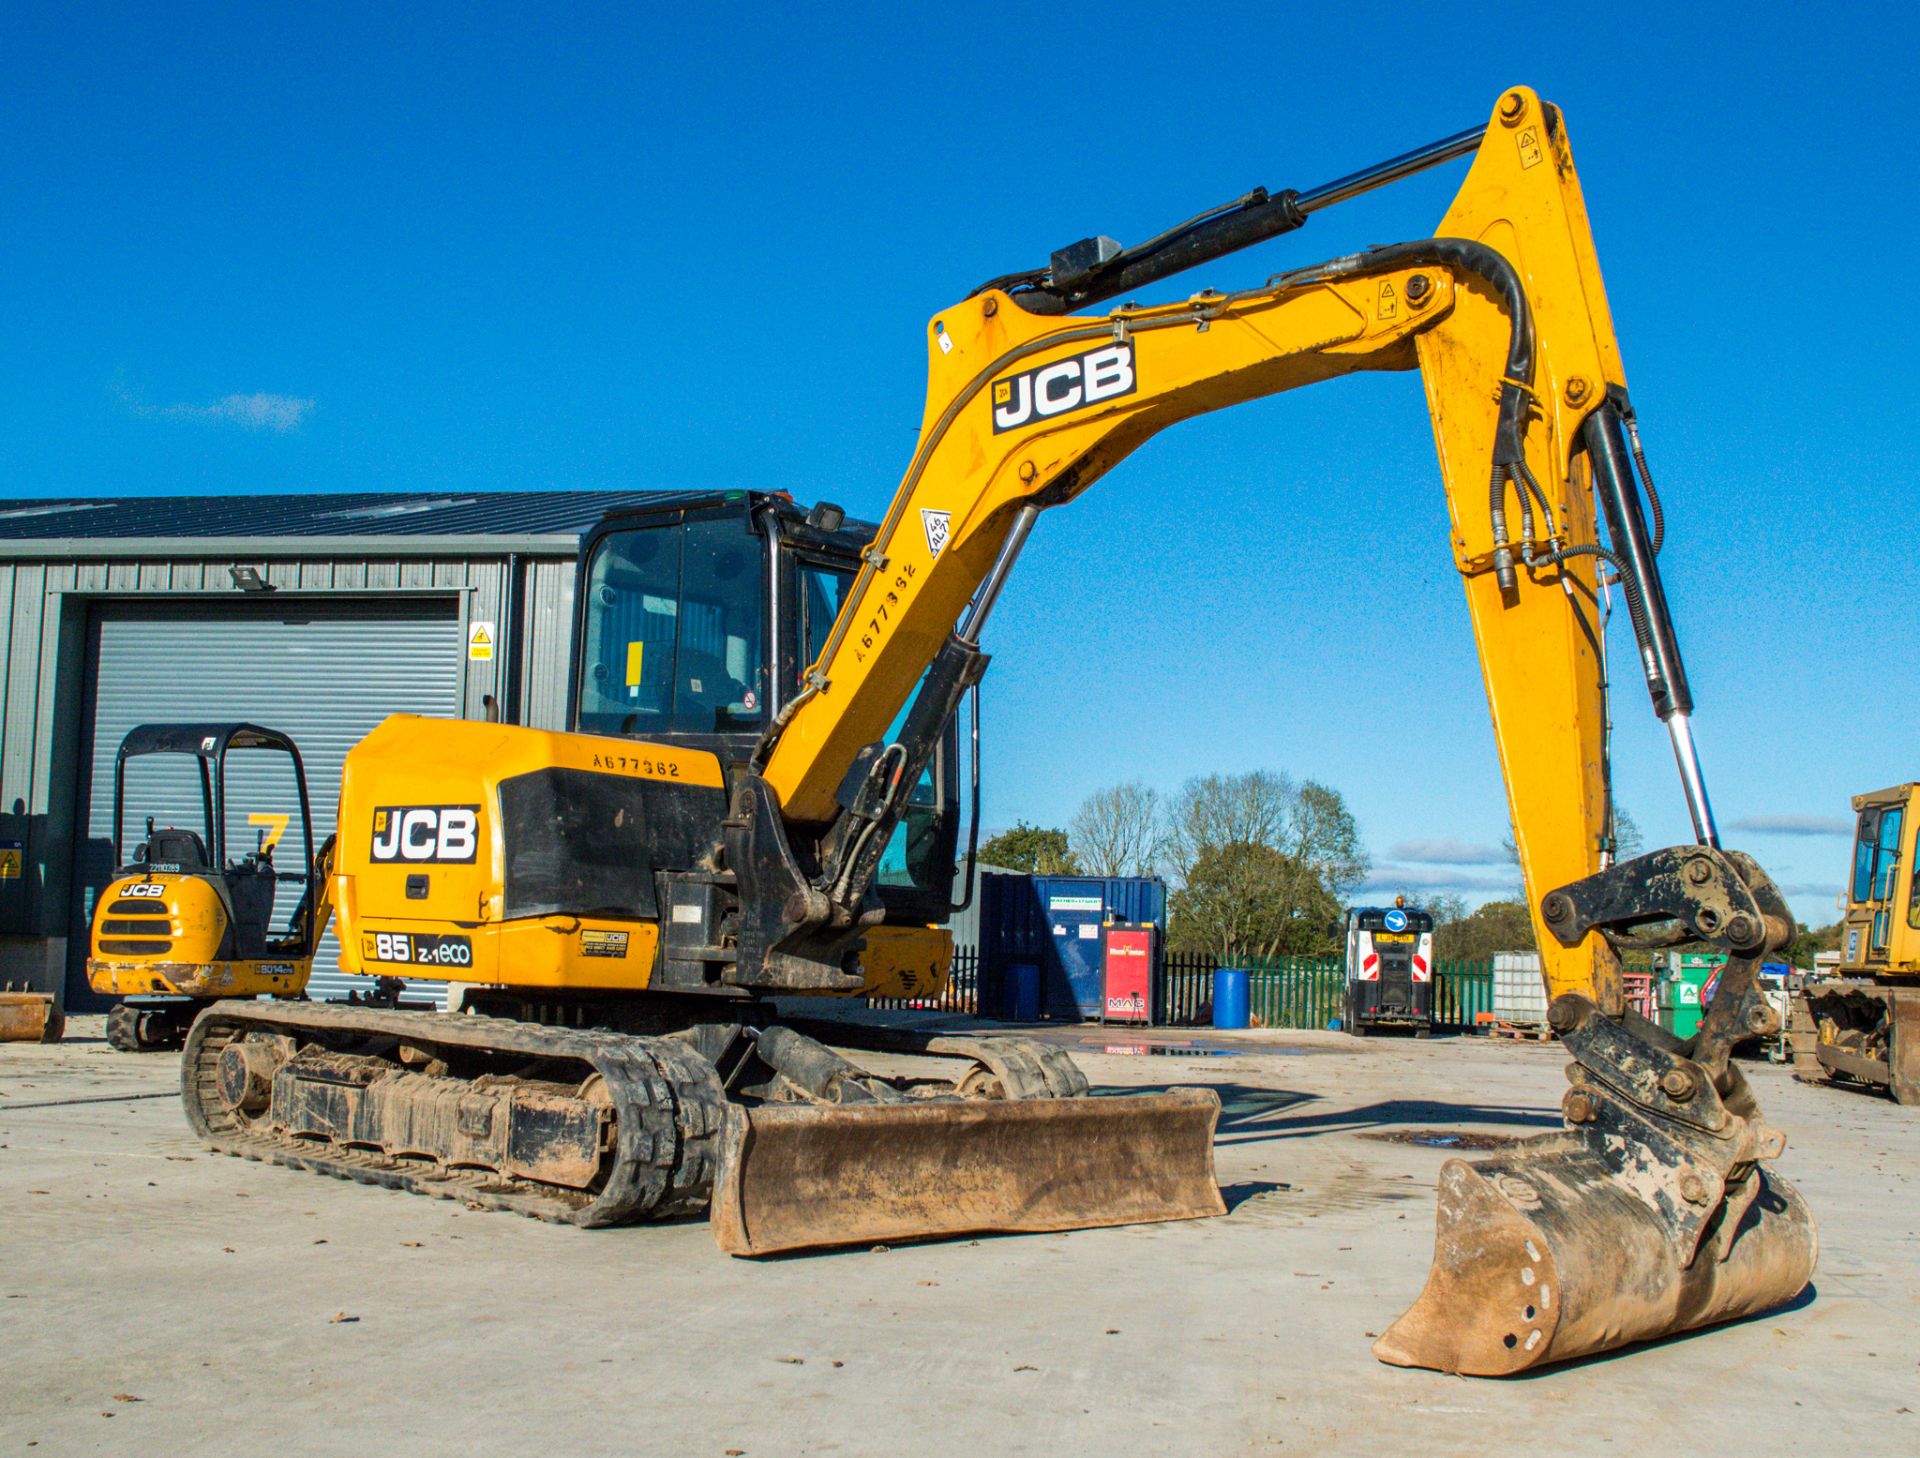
(0, 845), (22, 880)
(468, 621), (495, 661)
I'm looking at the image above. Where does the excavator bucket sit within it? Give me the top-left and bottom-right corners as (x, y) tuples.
(1373, 1126), (1817, 1374)
(0, 990), (63, 1043)
(709, 1087), (1226, 1256)
(1372, 850), (1823, 1374)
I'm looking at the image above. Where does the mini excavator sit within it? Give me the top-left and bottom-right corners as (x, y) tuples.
(153, 87), (1813, 1375)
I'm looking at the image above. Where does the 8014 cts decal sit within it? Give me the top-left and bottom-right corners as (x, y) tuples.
(990, 341), (1135, 433)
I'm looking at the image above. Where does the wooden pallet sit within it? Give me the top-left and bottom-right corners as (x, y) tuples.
(1484, 1018), (1553, 1042)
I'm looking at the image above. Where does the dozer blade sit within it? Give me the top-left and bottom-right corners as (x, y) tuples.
(1373, 1128), (1817, 1375)
(0, 991), (62, 1043)
(710, 1087), (1225, 1256)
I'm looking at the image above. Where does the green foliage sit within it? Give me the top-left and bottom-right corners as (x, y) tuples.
(977, 821), (1079, 876)
(1161, 770), (1366, 960)
(1168, 842), (1343, 961)
(1787, 921), (1842, 968)
(1432, 899), (1538, 961)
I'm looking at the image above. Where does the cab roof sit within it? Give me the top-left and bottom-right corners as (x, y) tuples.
(117, 723), (301, 761)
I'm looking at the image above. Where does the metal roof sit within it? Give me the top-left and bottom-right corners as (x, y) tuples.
(0, 490), (724, 542)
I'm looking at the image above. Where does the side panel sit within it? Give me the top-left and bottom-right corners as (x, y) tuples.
(332, 715), (725, 993)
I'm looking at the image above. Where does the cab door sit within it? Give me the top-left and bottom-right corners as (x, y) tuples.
(1850, 803), (1906, 963)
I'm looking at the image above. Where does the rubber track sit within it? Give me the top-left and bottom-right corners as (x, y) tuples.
(181, 1002), (727, 1226)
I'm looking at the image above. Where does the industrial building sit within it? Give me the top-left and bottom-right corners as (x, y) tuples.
(0, 490), (694, 1009)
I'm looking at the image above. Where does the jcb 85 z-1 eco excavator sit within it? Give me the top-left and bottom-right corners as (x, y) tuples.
(173, 86), (1815, 1375)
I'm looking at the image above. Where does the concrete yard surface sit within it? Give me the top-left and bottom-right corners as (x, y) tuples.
(2, 1017), (1915, 1456)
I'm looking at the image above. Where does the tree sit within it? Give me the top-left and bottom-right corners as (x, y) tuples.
(976, 821), (1079, 875)
(1413, 892), (1470, 928)
(1273, 779), (1368, 911)
(1433, 900), (1538, 961)
(1162, 770), (1366, 958)
(1167, 842), (1342, 960)
(1069, 781), (1161, 877)
(1163, 772), (1367, 892)
(1788, 921), (1842, 969)
(1611, 803), (1644, 862)
(1163, 770), (1294, 879)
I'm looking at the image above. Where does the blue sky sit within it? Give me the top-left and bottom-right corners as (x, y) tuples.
(2, 4), (1911, 926)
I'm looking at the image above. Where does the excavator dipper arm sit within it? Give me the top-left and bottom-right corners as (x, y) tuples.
(735, 86), (1815, 1373)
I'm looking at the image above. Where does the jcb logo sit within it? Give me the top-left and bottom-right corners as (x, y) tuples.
(991, 342), (1135, 434)
(369, 806), (480, 864)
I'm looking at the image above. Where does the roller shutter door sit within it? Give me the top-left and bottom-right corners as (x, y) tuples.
(71, 598), (464, 1009)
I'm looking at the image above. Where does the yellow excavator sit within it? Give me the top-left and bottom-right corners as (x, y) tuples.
(85, 724), (330, 1051)
(155, 87), (1814, 1375)
(1791, 783), (1919, 1102)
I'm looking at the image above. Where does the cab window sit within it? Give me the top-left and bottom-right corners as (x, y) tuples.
(797, 557), (853, 687)
(1873, 807), (1905, 901)
(576, 516), (767, 736)
(1852, 810), (1881, 903)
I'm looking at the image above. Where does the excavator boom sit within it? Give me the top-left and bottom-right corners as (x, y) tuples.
(731, 86), (1814, 1371)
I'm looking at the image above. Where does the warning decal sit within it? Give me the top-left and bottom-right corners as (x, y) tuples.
(1517, 127), (1543, 169)
(468, 621), (495, 661)
(921, 508), (951, 558)
(0, 841), (21, 879)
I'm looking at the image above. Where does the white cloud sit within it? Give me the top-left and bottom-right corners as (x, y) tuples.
(121, 388), (315, 432)
(1360, 864), (1519, 893)
(1729, 815), (1853, 837)
(1385, 838), (1513, 865)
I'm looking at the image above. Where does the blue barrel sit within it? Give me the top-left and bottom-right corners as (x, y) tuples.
(1212, 967), (1251, 1029)
(1006, 963), (1042, 1022)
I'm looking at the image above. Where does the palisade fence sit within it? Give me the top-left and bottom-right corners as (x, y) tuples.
(868, 946), (1497, 1032)
(1159, 953), (1493, 1030)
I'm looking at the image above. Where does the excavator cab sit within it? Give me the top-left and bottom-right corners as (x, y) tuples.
(570, 494), (966, 925)
(87, 723), (321, 1050)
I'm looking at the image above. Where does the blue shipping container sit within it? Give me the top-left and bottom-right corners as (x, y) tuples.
(977, 873), (1167, 1020)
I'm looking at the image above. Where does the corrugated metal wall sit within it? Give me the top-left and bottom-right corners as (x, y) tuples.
(80, 599), (466, 1007)
(0, 545), (580, 1003)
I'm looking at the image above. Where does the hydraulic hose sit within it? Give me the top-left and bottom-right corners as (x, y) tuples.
(1277, 238), (1538, 589)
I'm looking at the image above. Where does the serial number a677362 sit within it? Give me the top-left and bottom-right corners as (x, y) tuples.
(361, 931), (473, 968)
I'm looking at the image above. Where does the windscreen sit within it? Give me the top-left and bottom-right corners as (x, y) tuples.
(576, 515), (768, 737)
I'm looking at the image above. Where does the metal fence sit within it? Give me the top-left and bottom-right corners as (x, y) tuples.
(866, 945), (1496, 1031)
(1160, 952), (1493, 1031)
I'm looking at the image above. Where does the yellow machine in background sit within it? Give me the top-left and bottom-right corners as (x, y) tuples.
(174, 88), (1812, 1376)
(86, 723), (328, 1051)
(1792, 782), (1920, 1102)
